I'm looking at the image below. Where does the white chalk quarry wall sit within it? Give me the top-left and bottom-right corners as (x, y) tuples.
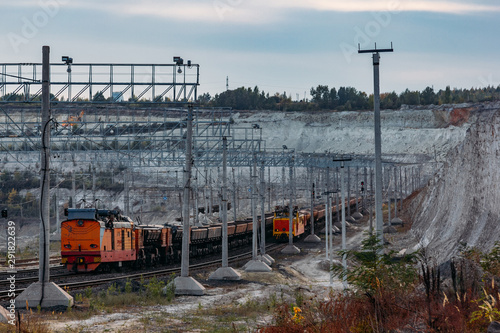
(408, 107), (500, 263)
(232, 106), (472, 164)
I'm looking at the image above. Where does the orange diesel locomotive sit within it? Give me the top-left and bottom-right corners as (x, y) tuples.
(61, 209), (172, 272)
(272, 198), (360, 240)
(272, 205), (306, 240)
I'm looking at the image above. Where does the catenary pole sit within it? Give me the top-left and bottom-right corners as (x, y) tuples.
(221, 137), (228, 267)
(40, 45), (50, 284)
(181, 104), (193, 278)
(358, 43), (393, 247)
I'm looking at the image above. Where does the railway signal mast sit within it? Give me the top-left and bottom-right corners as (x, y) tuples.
(358, 43), (394, 249)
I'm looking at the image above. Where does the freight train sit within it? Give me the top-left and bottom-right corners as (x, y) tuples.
(272, 198), (358, 240)
(61, 199), (359, 272)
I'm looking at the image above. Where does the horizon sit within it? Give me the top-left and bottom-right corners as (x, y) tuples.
(1, 0), (499, 101)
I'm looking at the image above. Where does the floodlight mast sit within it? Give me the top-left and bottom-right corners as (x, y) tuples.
(358, 43), (393, 249)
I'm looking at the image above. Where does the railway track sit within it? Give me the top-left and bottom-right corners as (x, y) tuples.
(0, 264), (67, 283)
(0, 243), (285, 300)
(0, 257), (61, 269)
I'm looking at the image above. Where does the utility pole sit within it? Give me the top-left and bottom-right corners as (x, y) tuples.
(252, 156), (258, 260)
(244, 154), (271, 271)
(260, 161), (266, 256)
(174, 103), (205, 295)
(71, 172), (76, 208)
(16, 46), (73, 309)
(232, 167), (237, 222)
(282, 154), (300, 254)
(40, 46), (51, 286)
(358, 43), (394, 247)
(341, 162), (347, 290)
(325, 168), (330, 259)
(209, 137), (241, 280)
(181, 104), (193, 278)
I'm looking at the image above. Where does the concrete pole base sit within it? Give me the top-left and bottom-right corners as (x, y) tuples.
(244, 259), (272, 272)
(281, 244), (301, 254)
(208, 267), (242, 281)
(263, 254), (275, 264)
(15, 282), (73, 308)
(352, 212), (363, 220)
(304, 234), (321, 243)
(256, 255), (272, 266)
(174, 276), (205, 296)
(391, 217), (404, 225)
(346, 216), (357, 223)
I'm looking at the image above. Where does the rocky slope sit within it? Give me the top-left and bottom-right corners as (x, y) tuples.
(407, 103), (500, 262)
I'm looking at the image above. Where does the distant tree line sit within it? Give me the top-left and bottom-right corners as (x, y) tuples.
(4, 84), (500, 110)
(199, 85), (500, 111)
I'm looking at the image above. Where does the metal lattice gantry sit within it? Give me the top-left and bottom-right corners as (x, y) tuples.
(0, 105), (268, 169)
(0, 61), (199, 103)
(0, 104), (388, 170)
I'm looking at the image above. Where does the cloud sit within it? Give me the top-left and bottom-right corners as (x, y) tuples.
(268, 0), (500, 14)
(62, 0), (278, 24)
(4, 0), (498, 25)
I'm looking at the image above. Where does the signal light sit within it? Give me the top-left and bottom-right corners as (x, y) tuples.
(361, 181), (365, 192)
(1, 209), (7, 218)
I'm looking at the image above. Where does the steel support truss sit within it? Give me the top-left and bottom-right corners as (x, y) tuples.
(0, 105), (387, 170)
(0, 62), (199, 103)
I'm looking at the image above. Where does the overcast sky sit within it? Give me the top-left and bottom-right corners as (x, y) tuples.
(1, 0), (499, 100)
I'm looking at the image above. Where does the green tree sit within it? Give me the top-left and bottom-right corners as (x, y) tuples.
(198, 93), (211, 105)
(444, 85), (452, 104)
(7, 189), (20, 205)
(310, 85), (330, 108)
(420, 86), (438, 105)
(93, 91), (106, 102)
(381, 91), (401, 109)
(399, 88), (420, 105)
(332, 233), (419, 294)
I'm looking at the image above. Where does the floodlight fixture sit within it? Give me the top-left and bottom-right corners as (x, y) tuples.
(62, 56), (73, 73)
(62, 56), (73, 64)
(173, 56), (184, 65)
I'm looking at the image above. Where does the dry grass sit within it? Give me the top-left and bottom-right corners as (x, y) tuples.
(259, 250), (500, 333)
(0, 311), (51, 333)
